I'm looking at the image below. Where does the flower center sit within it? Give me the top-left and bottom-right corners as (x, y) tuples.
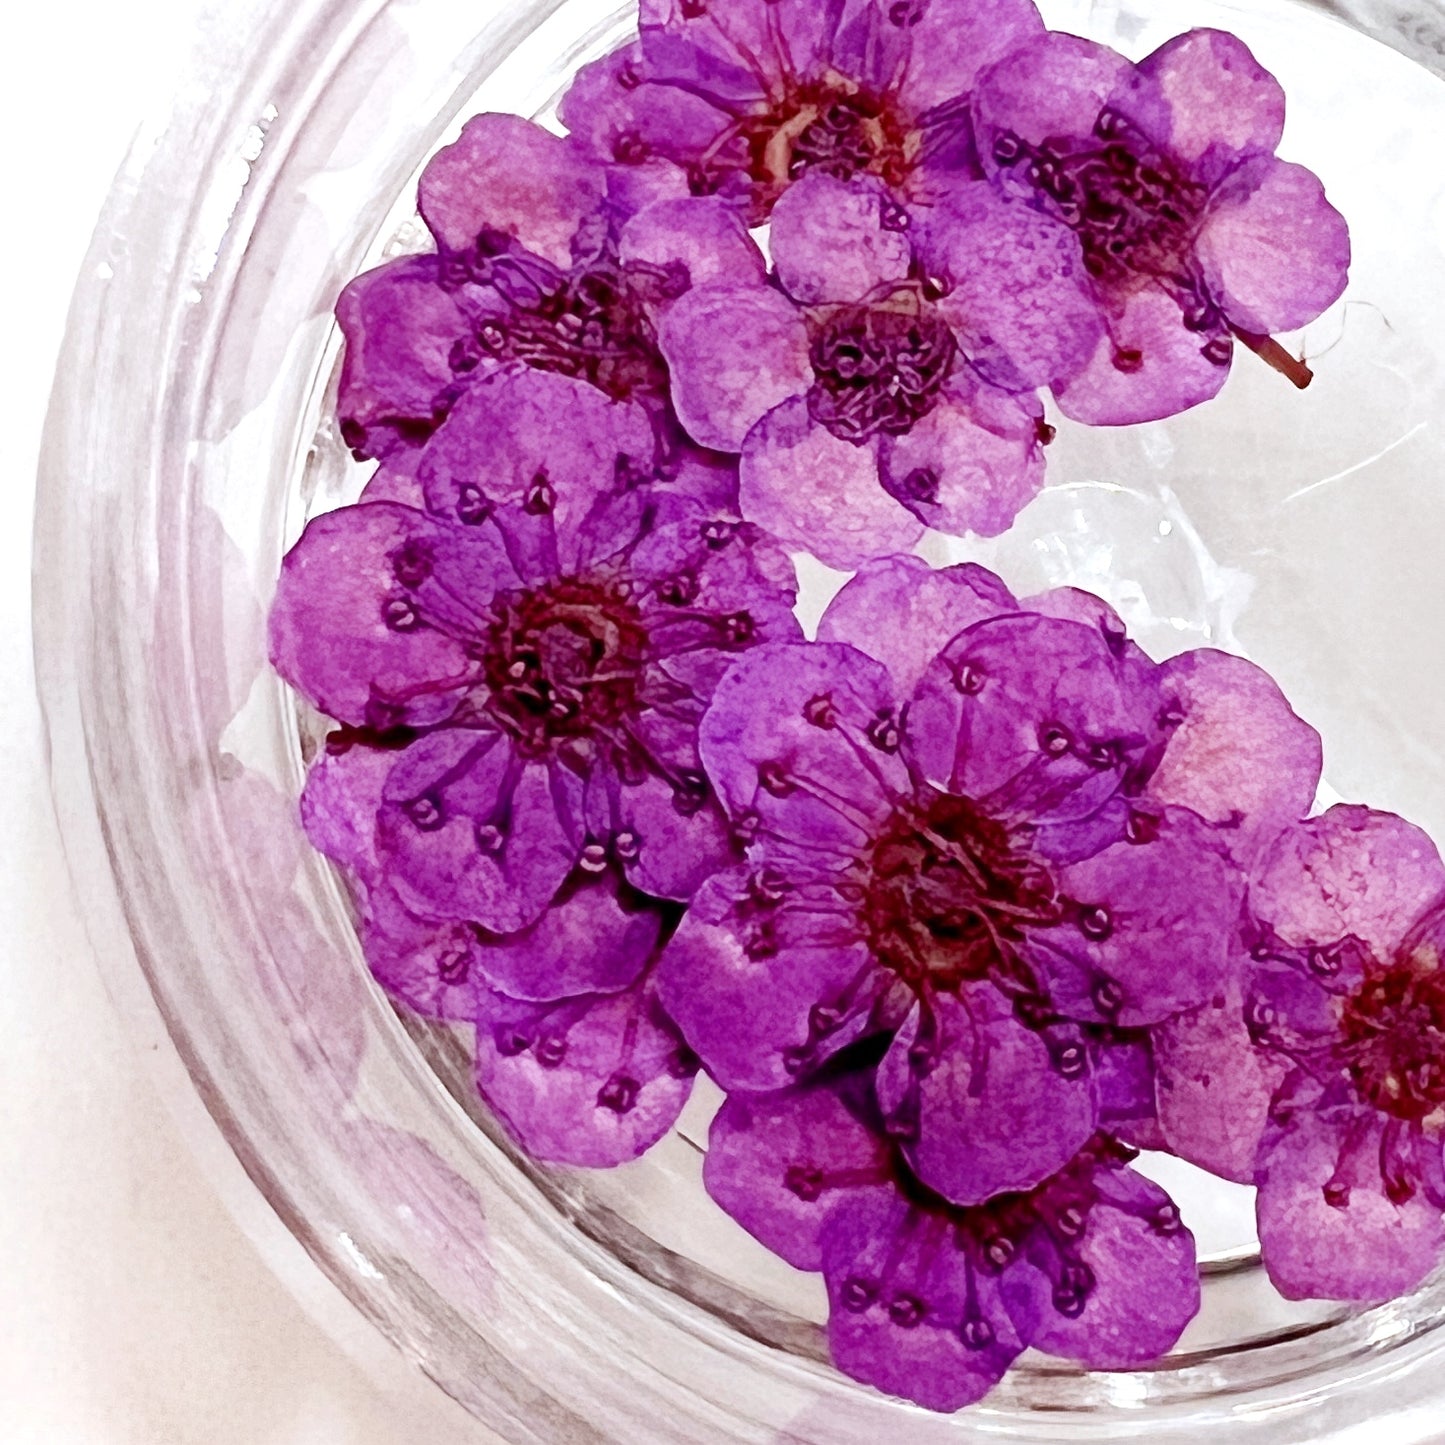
(693, 77), (917, 219)
(808, 302), (956, 443)
(453, 247), (677, 404)
(996, 109), (1208, 290)
(481, 576), (648, 756)
(790, 95), (898, 184)
(862, 790), (1063, 992)
(1339, 954), (1445, 1122)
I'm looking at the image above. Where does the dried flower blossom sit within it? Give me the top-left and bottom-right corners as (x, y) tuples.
(706, 1070), (1198, 1410)
(958, 29), (1350, 423)
(336, 113), (764, 460)
(658, 172), (1049, 566)
(303, 743), (697, 1165)
(658, 556), (1261, 1204)
(272, 365), (799, 938)
(560, 0), (1047, 224)
(1177, 806), (1445, 1301)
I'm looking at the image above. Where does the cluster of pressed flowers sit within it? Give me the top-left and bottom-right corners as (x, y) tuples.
(268, 0), (1445, 1414)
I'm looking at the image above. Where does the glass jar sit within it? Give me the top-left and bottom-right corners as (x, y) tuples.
(35, 0), (1445, 1438)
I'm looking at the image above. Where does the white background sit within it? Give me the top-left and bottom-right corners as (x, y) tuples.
(4, 6), (489, 1441)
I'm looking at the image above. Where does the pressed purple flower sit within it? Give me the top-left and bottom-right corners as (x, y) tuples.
(659, 172), (1049, 566)
(955, 28), (1350, 424)
(335, 113), (766, 460)
(706, 1075), (1198, 1410)
(659, 557), (1251, 1204)
(300, 738), (698, 1168)
(271, 366), (799, 937)
(1221, 806), (1445, 1300)
(560, 0), (1047, 224)
(379, 893), (693, 1167)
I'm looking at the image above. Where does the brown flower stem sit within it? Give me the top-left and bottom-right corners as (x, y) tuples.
(1233, 326), (1313, 389)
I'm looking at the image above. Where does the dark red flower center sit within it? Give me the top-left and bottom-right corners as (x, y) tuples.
(692, 78), (917, 220)
(862, 791), (1064, 992)
(1340, 955), (1445, 1122)
(789, 94), (900, 185)
(481, 577), (649, 755)
(807, 302), (956, 443)
(452, 248), (677, 404)
(997, 109), (1208, 291)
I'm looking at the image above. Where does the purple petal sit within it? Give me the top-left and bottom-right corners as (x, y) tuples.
(1254, 806), (1445, 960)
(1257, 1107), (1445, 1301)
(417, 367), (657, 574)
(269, 504), (492, 729)
(698, 641), (906, 846)
(878, 369), (1047, 539)
(1053, 282), (1230, 426)
(640, 0), (840, 96)
(917, 183), (1104, 392)
(771, 173), (910, 306)
(335, 257), (467, 459)
(1199, 157), (1351, 335)
(470, 876), (660, 1003)
(474, 978), (695, 1167)
(651, 444), (744, 512)
(377, 732), (577, 935)
(604, 157), (693, 219)
(1092, 1036), (1165, 1151)
(1154, 976), (1291, 1183)
(359, 450), (425, 508)
(1144, 648), (1322, 862)
(888, 0), (1046, 115)
(739, 398), (925, 569)
(560, 45), (735, 170)
(1006, 1166), (1199, 1366)
(1017, 586), (1149, 669)
(974, 32), (1135, 167)
(1043, 808), (1239, 1028)
(818, 554), (1016, 697)
(906, 612), (1161, 825)
(820, 1190), (1024, 1412)
(704, 1082), (892, 1271)
(654, 870), (875, 1092)
(878, 990), (1097, 1207)
(360, 886), (489, 1021)
(419, 114), (606, 268)
(660, 286), (812, 452)
(613, 770), (737, 901)
(299, 742), (394, 884)
(1248, 958), (1343, 1044)
(627, 499), (801, 654)
(1134, 29), (1284, 185)
(619, 196), (766, 294)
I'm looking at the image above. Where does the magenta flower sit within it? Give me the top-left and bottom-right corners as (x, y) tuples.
(560, 0), (1046, 224)
(657, 557), (1279, 1205)
(950, 28), (1350, 423)
(335, 113), (766, 460)
(1168, 806), (1445, 1302)
(706, 1072), (1198, 1410)
(271, 366), (800, 936)
(658, 172), (1049, 567)
(303, 743), (697, 1166)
